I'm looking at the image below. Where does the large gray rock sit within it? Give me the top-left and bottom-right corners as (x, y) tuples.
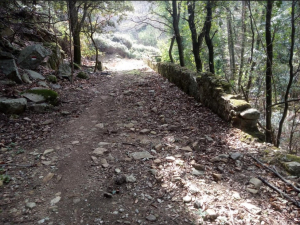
(283, 162), (300, 176)
(22, 93), (45, 103)
(21, 72), (32, 84)
(0, 27), (14, 37)
(28, 103), (53, 112)
(44, 43), (64, 70)
(0, 51), (14, 60)
(0, 79), (16, 87)
(0, 98), (27, 114)
(58, 63), (71, 80)
(240, 108), (260, 120)
(18, 44), (51, 70)
(130, 151), (154, 160)
(0, 59), (22, 83)
(24, 69), (45, 80)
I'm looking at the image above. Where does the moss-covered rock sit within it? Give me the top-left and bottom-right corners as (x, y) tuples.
(283, 161), (300, 176)
(281, 154), (300, 163)
(27, 89), (59, 106)
(96, 61), (103, 71)
(43, 42), (64, 70)
(240, 131), (265, 143)
(77, 72), (89, 79)
(229, 99), (251, 111)
(47, 75), (57, 83)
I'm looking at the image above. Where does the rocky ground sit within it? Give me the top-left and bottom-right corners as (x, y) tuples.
(0, 59), (299, 225)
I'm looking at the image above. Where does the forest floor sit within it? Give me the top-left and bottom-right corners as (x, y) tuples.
(0, 58), (299, 225)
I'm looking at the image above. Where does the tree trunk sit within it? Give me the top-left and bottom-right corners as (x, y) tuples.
(246, 5), (264, 99)
(68, 1), (90, 67)
(276, 0), (295, 147)
(172, 0), (185, 67)
(265, 0), (273, 143)
(67, 0), (74, 83)
(205, 0), (214, 74)
(187, 1), (202, 72)
(238, 1), (246, 92)
(227, 7), (235, 81)
(73, 30), (81, 67)
(169, 36), (175, 63)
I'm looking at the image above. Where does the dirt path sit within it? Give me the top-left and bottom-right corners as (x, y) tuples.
(0, 59), (297, 224)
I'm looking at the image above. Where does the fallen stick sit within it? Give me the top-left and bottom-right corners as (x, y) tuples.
(258, 176), (300, 208)
(250, 155), (300, 193)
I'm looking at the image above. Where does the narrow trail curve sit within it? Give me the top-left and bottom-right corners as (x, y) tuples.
(1, 60), (293, 225)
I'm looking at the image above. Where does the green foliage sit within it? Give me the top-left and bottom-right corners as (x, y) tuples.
(0, 174), (10, 184)
(94, 34), (130, 57)
(138, 26), (158, 47)
(112, 33), (133, 49)
(93, 33), (160, 59)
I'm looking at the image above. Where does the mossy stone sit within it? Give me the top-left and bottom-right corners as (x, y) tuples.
(77, 72), (89, 79)
(219, 80), (231, 93)
(282, 154), (300, 163)
(47, 75), (57, 83)
(27, 89), (59, 106)
(240, 131), (265, 143)
(230, 99), (251, 111)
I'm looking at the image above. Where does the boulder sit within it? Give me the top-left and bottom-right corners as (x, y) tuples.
(0, 27), (14, 37)
(37, 81), (49, 88)
(240, 108), (260, 120)
(24, 69), (45, 80)
(0, 59), (22, 83)
(0, 79), (16, 86)
(96, 61), (103, 71)
(283, 162), (300, 176)
(21, 72), (32, 84)
(43, 42), (64, 70)
(77, 71), (88, 79)
(0, 98), (27, 114)
(229, 99), (251, 112)
(58, 63), (71, 80)
(17, 44), (51, 70)
(26, 88), (58, 106)
(28, 103), (53, 112)
(22, 93), (46, 103)
(47, 75), (57, 83)
(0, 51), (14, 60)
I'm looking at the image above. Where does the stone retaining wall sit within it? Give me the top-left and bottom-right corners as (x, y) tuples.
(144, 57), (261, 133)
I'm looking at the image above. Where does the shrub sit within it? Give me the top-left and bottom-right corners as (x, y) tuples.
(112, 33), (133, 49)
(94, 34), (130, 58)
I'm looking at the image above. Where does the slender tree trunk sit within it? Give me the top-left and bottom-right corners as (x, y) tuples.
(245, 1), (255, 99)
(227, 7), (235, 80)
(68, 1), (90, 67)
(187, 1), (202, 72)
(205, 0), (214, 74)
(67, 0), (74, 83)
(73, 31), (81, 67)
(238, 1), (246, 92)
(91, 36), (99, 72)
(246, 5), (264, 99)
(68, 0), (80, 67)
(265, 0), (273, 143)
(172, 0), (185, 67)
(276, 0), (296, 147)
(169, 36), (175, 63)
